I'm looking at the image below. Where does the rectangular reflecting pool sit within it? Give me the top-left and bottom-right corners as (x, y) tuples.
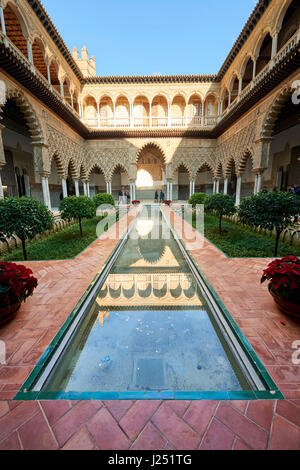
(16, 206), (283, 400)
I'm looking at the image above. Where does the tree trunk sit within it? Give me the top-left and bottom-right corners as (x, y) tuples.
(219, 214), (223, 235)
(79, 218), (83, 237)
(274, 229), (281, 257)
(21, 237), (27, 261)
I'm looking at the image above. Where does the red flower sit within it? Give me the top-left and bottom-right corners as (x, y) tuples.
(261, 256), (300, 301)
(0, 262), (38, 307)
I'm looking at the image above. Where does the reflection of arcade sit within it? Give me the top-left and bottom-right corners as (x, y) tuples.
(96, 273), (202, 310)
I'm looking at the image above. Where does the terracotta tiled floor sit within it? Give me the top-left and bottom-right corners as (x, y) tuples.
(0, 206), (299, 450)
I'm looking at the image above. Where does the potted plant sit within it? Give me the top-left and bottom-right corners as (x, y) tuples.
(164, 200), (171, 206)
(0, 262), (38, 325)
(261, 256), (300, 318)
(132, 200), (140, 205)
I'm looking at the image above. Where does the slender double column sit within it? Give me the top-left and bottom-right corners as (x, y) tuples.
(74, 180), (80, 196)
(41, 174), (51, 210)
(129, 182), (136, 201)
(106, 182), (112, 195)
(0, 6), (6, 35)
(253, 169), (264, 194)
(235, 174), (242, 206)
(223, 178), (229, 195)
(0, 167), (4, 199)
(189, 180), (195, 197)
(61, 178), (68, 199)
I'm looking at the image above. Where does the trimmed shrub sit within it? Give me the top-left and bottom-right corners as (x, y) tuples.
(205, 193), (236, 234)
(59, 196), (96, 237)
(93, 193), (115, 207)
(0, 197), (54, 260)
(188, 192), (208, 208)
(238, 191), (300, 256)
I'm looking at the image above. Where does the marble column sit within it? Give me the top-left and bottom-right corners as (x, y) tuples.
(41, 175), (51, 210)
(271, 32), (279, 59)
(61, 178), (68, 199)
(0, 170), (4, 199)
(46, 62), (51, 84)
(257, 172), (263, 193)
(74, 180), (80, 196)
(235, 175), (242, 206)
(0, 6), (6, 35)
(254, 174), (258, 195)
(27, 41), (33, 64)
(224, 178), (228, 195)
(83, 181), (88, 196)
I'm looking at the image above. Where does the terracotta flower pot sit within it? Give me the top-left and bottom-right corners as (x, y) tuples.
(269, 285), (300, 319)
(0, 293), (21, 325)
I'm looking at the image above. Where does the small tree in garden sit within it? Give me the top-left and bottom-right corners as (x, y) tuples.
(93, 193), (115, 207)
(205, 193), (236, 234)
(238, 191), (300, 257)
(0, 197), (54, 261)
(59, 196), (96, 238)
(188, 192), (208, 208)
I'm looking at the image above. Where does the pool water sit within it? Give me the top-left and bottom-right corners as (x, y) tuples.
(42, 207), (252, 393)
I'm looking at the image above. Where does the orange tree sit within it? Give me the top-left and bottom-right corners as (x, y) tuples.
(238, 191), (300, 257)
(0, 197), (54, 260)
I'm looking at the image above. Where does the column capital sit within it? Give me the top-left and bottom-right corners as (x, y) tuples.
(39, 171), (50, 178)
(253, 167), (265, 175)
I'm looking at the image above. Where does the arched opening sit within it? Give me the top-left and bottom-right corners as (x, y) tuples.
(215, 163), (224, 193)
(195, 164), (214, 194)
(255, 33), (272, 76)
(66, 160), (78, 196)
(222, 89), (230, 113)
(187, 94), (202, 126)
(115, 96), (130, 127)
(49, 59), (60, 93)
(1, 98), (39, 200)
(151, 95), (168, 127)
(99, 95), (114, 127)
(133, 95), (150, 127)
(171, 95), (186, 127)
(63, 78), (72, 107)
(136, 145), (165, 200)
(204, 94), (218, 126)
(83, 95), (97, 128)
(230, 75), (239, 103)
(225, 159), (237, 196)
(49, 153), (64, 209)
(72, 91), (79, 114)
(175, 164), (190, 200)
(269, 95), (300, 192)
(241, 57), (254, 90)
(89, 165), (106, 197)
(239, 153), (255, 198)
(111, 165), (129, 200)
(278, 0), (299, 51)
(79, 164), (88, 194)
(3, 4), (28, 58)
(32, 38), (47, 80)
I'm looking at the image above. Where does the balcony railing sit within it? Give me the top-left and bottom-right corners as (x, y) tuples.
(83, 115), (220, 129)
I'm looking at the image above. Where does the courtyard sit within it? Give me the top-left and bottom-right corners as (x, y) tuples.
(0, 0), (300, 455)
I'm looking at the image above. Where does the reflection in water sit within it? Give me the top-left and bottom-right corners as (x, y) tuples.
(42, 207), (251, 393)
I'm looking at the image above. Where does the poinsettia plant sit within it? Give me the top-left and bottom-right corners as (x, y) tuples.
(0, 262), (38, 308)
(261, 256), (300, 301)
(164, 200), (172, 206)
(132, 200), (140, 205)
